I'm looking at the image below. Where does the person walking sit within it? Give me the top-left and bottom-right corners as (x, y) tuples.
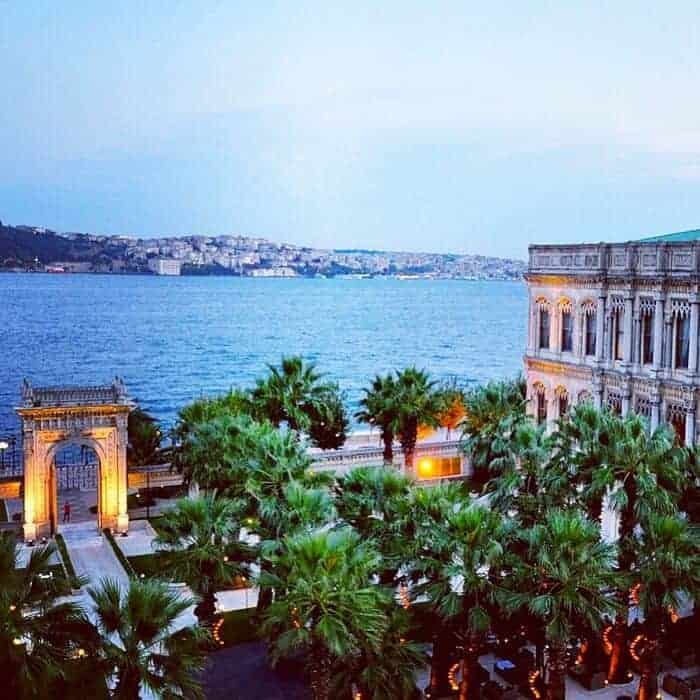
(63, 501), (71, 523)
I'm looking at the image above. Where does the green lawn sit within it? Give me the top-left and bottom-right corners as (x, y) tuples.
(218, 608), (257, 647)
(128, 553), (165, 578)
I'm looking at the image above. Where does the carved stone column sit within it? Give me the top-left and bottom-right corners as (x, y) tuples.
(664, 314), (674, 369)
(621, 389), (631, 417)
(685, 407), (696, 446)
(653, 296), (664, 371)
(689, 296), (699, 375)
(595, 294), (606, 362)
(650, 397), (661, 431)
(623, 296), (634, 364)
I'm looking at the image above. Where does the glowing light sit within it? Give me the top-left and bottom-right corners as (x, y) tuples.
(630, 583), (642, 605)
(12, 638), (23, 646)
(448, 662), (460, 691)
(212, 617), (225, 646)
(669, 606), (679, 623)
(398, 582), (411, 609)
(602, 626), (613, 655)
(529, 670), (542, 700)
(223, 555), (229, 563)
(418, 458), (433, 477)
(9, 604), (16, 611)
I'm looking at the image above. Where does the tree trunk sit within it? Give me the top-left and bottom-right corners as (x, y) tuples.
(194, 589), (217, 625)
(114, 670), (141, 700)
(458, 633), (481, 700)
(429, 630), (453, 698)
(607, 610), (630, 684)
(636, 639), (659, 700)
(546, 639), (567, 700)
(382, 428), (394, 465)
(308, 648), (332, 700)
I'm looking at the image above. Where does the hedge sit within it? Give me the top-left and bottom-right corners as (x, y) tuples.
(54, 533), (82, 590)
(102, 528), (136, 579)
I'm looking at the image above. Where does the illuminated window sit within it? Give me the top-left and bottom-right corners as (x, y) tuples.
(417, 456), (461, 480)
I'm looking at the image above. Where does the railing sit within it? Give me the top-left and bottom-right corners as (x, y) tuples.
(528, 241), (700, 277)
(311, 439), (464, 471)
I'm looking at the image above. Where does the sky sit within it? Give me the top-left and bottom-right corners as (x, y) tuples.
(2, 2), (700, 259)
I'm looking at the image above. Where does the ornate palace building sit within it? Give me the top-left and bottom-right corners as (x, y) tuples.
(525, 230), (700, 445)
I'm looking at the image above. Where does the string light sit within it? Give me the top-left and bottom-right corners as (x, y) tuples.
(630, 634), (648, 663)
(212, 617), (225, 646)
(529, 669), (542, 700)
(602, 626), (613, 655)
(669, 606), (679, 623)
(399, 583), (411, 609)
(630, 583), (641, 605)
(448, 663), (460, 691)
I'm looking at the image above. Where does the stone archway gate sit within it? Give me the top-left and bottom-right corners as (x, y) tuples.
(17, 378), (132, 541)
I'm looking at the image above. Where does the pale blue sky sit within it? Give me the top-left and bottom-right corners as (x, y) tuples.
(2, 1), (700, 258)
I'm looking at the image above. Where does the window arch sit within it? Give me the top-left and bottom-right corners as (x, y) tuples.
(554, 385), (569, 417)
(532, 382), (547, 425)
(580, 300), (596, 357)
(670, 300), (691, 369)
(577, 390), (593, 405)
(558, 298), (573, 353)
(535, 297), (551, 350)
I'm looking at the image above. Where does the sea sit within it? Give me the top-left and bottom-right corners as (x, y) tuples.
(0, 274), (527, 435)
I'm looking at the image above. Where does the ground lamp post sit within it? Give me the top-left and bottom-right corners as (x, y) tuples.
(0, 439), (8, 470)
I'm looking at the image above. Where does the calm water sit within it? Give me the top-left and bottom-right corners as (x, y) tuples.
(0, 274), (527, 433)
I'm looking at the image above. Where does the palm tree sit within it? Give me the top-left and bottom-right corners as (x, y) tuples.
(460, 377), (528, 489)
(393, 367), (443, 473)
(250, 356), (348, 443)
(486, 420), (554, 526)
(260, 528), (389, 700)
(154, 494), (254, 624)
(127, 407), (162, 467)
(586, 415), (686, 683)
(331, 607), (426, 700)
(305, 383), (349, 449)
(409, 482), (465, 697)
(335, 466), (414, 584)
(632, 514), (700, 700)
(548, 404), (615, 521)
(174, 412), (263, 493)
(356, 373), (399, 464)
(422, 502), (508, 700)
(505, 511), (620, 700)
(0, 535), (97, 699)
(89, 577), (208, 699)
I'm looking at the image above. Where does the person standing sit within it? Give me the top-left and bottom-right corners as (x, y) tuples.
(63, 501), (71, 523)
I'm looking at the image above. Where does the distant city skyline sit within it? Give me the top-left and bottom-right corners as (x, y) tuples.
(2, 2), (700, 259)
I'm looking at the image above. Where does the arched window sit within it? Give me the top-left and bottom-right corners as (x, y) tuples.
(610, 297), (625, 361)
(555, 386), (569, 418)
(580, 301), (596, 357)
(667, 403), (687, 444)
(639, 297), (655, 365)
(577, 390), (593, 405)
(671, 300), (691, 369)
(536, 298), (551, 350)
(606, 391), (622, 416)
(559, 299), (573, 352)
(533, 382), (547, 425)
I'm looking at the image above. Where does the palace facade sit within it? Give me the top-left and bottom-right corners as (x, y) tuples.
(525, 230), (700, 445)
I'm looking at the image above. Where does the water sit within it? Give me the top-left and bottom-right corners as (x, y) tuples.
(0, 274), (527, 434)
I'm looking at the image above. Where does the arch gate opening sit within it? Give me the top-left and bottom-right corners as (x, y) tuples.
(17, 379), (132, 541)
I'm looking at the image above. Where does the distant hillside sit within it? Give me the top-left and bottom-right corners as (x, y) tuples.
(0, 223), (119, 265)
(0, 219), (525, 279)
